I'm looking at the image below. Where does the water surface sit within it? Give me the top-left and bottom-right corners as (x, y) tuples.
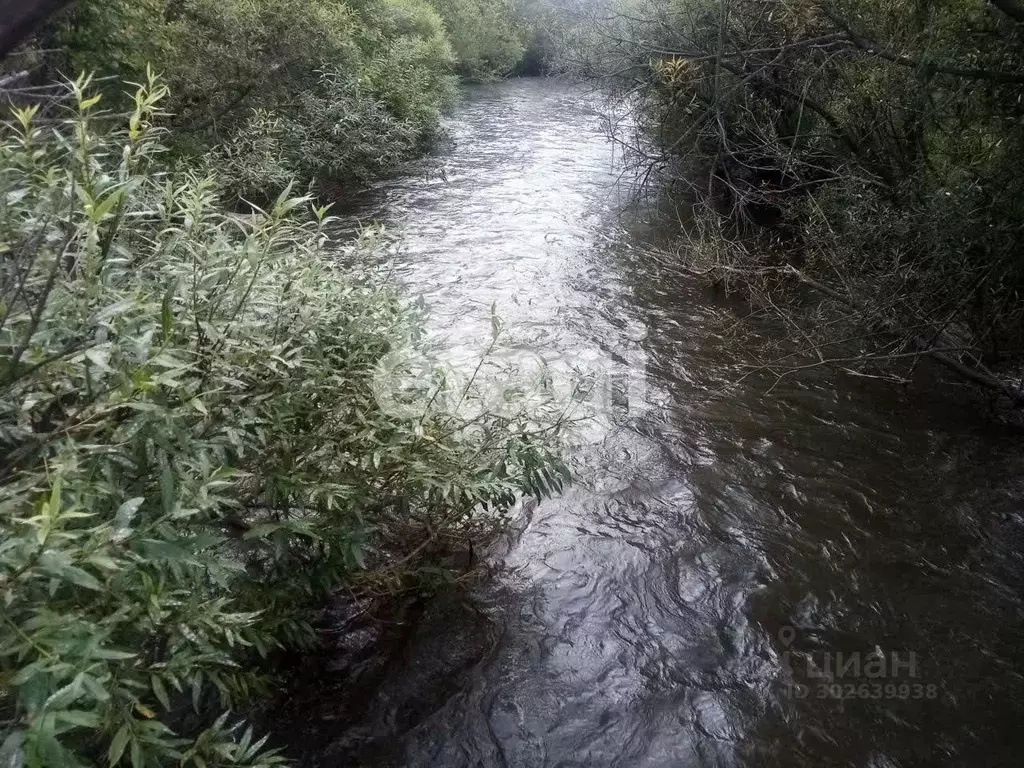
(276, 78), (1024, 768)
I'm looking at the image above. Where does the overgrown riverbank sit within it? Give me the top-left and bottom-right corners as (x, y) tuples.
(0, 74), (572, 766)
(4, 0), (563, 203)
(0, 0), (577, 761)
(575, 0), (1024, 412)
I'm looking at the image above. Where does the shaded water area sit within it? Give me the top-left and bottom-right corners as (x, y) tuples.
(271, 79), (1024, 766)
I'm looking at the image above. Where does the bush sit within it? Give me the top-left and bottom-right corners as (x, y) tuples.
(0, 75), (566, 767)
(48, 0), (458, 200)
(583, 0), (1024, 393)
(428, 0), (527, 81)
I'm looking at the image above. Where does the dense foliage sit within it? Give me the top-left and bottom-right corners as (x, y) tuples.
(428, 0), (523, 79)
(0, 76), (568, 766)
(583, 0), (1024, 398)
(427, 0), (556, 80)
(35, 0), (458, 200)
(1, 0), (576, 202)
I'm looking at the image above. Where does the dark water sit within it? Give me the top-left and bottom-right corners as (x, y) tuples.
(275, 79), (1024, 767)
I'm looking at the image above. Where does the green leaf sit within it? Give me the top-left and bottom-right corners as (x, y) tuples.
(49, 476), (62, 518)
(39, 552), (104, 591)
(85, 347), (113, 373)
(33, 713), (60, 765)
(191, 672), (203, 712)
(161, 461), (175, 516)
(161, 282), (175, 341)
(150, 675), (170, 711)
(80, 675), (111, 703)
(108, 725), (130, 766)
(87, 554), (120, 571)
(0, 730), (25, 768)
(350, 543), (366, 569)
(94, 189), (124, 222)
(115, 497), (144, 530)
(241, 524), (279, 540)
(43, 678), (84, 710)
(60, 565), (103, 591)
(90, 649), (137, 661)
(54, 710), (101, 729)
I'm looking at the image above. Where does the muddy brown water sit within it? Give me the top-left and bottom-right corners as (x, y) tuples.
(269, 79), (1024, 767)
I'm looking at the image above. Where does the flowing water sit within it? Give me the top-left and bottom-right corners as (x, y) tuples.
(273, 79), (1024, 767)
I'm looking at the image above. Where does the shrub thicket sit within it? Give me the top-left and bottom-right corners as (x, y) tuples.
(0, 75), (567, 767)
(39, 0), (459, 200)
(8, 0), (574, 196)
(428, 0), (528, 80)
(582, 0), (1024, 398)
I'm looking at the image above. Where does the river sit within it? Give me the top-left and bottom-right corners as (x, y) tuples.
(270, 79), (1024, 767)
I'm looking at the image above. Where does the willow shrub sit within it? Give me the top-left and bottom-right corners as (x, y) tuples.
(211, 0), (459, 200)
(428, 0), (527, 81)
(50, 0), (458, 200)
(0, 74), (567, 767)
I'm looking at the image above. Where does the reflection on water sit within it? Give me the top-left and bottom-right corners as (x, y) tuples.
(275, 79), (1024, 767)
